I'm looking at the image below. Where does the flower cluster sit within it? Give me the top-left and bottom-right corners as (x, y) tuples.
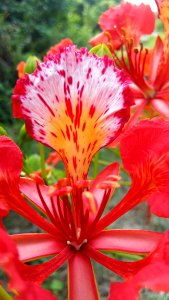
(1, 1), (169, 300)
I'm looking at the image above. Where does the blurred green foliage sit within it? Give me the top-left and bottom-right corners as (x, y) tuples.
(0, 0), (119, 124)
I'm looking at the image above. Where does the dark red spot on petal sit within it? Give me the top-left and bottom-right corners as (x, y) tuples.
(66, 125), (70, 140)
(37, 93), (55, 117)
(68, 76), (73, 85)
(89, 104), (95, 118)
(51, 132), (57, 138)
(82, 122), (86, 131)
(86, 68), (91, 79)
(80, 85), (84, 98)
(60, 70), (66, 77)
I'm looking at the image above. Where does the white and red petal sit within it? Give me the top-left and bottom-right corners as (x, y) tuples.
(13, 46), (132, 181)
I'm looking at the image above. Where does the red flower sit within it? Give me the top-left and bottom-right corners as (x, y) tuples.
(89, 3), (155, 50)
(109, 0), (169, 118)
(109, 230), (169, 300)
(5, 46), (169, 299)
(0, 118), (167, 299)
(13, 46), (132, 182)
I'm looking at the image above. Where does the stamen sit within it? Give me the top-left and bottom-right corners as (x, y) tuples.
(141, 48), (148, 77)
(82, 191), (97, 215)
(97, 181), (120, 189)
(74, 179), (92, 189)
(36, 183), (63, 235)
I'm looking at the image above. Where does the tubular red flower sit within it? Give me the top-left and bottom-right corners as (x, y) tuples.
(12, 46), (132, 182)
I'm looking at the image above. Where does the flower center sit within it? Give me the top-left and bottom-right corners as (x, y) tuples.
(67, 238), (88, 251)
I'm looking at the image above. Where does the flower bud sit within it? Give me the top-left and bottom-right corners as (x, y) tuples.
(0, 126), (7, 136)
(24, 56), (41, 74)
(19, 124), (31, 145)
(89, 44), (112, 58)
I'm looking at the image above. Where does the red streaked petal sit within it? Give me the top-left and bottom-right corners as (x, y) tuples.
(95, 119), (169, 231)
(13, 46), (132, 181)
(90, 230), (162, 253)
(121, 118), (169, 172)
(12, 233), (65, 261)
(0, 136), (22, 218)
(68, 252), (99, 300)
(90, 162), (120, 209)
(148, 191), (169, 217)
(120, 118), (169, 214)
(21, 246), (74, 284)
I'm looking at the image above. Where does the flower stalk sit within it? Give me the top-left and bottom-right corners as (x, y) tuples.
(0, 286), (13, 300)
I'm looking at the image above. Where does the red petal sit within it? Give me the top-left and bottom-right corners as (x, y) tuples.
(151, 98), (169, 117)
(90, 230), (162, 254)
(83, 244), (147, 278)
(109, 281), (139, 300)
(21, 246), (73, 284)
(0, 229), (58, 299)
(89, 32), (109, 47)
(13, 46), (132, 181)
(90, 162), (120, 208)
(19, 177), (52, 213)
(0, 228), (26, 292)
(68, 252), (99, 300)
(16, 284), (58, 300)
(110, 230), (169, 298)
(44, 38), (73, 60)
(120, 118), (169, 217)
(0, 136), (22, 218)
(148, 191), (169, 217)
(12, 233), (65, 261)
(149, 36), (164, 85)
